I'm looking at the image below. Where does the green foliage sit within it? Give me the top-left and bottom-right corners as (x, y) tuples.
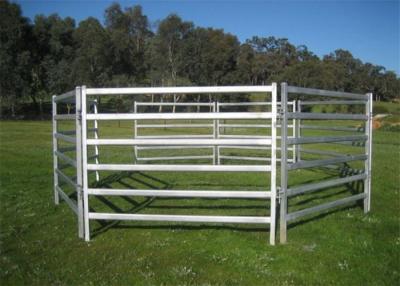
(0, 0), (399, 118)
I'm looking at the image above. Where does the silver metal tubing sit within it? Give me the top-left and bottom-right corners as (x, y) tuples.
(88, 213), (271, 224)
(136, 155), (213, 161)
(86, 138), (273, 146)
(136, 145), (213, 150)
(299, 100), (367, 105)
(55, 168), (77, 188)
(58, 146), (76, 153)
(86, 86), (273, 95)
(300, 148), (344, 157)
(136, 135), (214, 139)
(219, 124), (270, 128)
(87, 164), (271, 172)
(288, 112), (368, 120)
(136, 124), (213, 128)
(59, 128), (97, 135)
(55, 133), (76, 144)
(54, 90), (75, 103)
(219, 155), (271, 161)
(87, 112), (273, 121)
(54, 151), (77, 168)
(87, 188), (271, 198)
(287, 86), (368, 100)
(56, 186), (78, 215)
(287, 174), (367, 197)
(54, 114), (76, 120)
(218, 102), (270, 106)
(136, 102), (214, 106)
(286, 193), (366, 221)
(288, 154), (367, 170)
(288, 135), (367, 145)
(279, 82), (289, 244)
(300, 125), (363, 132)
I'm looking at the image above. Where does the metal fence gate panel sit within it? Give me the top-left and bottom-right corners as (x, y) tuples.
(52, 83), (373, 245)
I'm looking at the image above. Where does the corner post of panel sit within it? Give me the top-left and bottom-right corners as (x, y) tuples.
(216, 101), (221, 165)
(93, 99), (100, 182)
(291, 100), (296, 163)
(364, 92), (373, 213)
(133, 101), (138, 164)
(213, 101), (218, 165)
(80, 86), (90, 241)
(270, 83), (278, 245)
(279, 82), (288, 243)
(75, 86), (84, 238)
(296, 99), (302, 162)
(52, 95), (59, 205)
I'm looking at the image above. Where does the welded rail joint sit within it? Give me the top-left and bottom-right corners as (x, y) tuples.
(52, 83), (373, 245)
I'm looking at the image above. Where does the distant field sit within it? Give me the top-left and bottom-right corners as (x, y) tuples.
(0, 118), (399, 285)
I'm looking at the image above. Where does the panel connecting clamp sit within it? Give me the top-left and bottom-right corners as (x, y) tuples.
(277, 187), (283, 202)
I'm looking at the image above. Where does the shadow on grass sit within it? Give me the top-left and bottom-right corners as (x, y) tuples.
(88, 168), (365, 239)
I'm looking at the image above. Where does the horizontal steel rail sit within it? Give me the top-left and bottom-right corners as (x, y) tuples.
(136, 102), (214, 106)
(286, 193), (366, 221)
(288, 154), (367, 170)
(55, 168), (77, 188)
(300, 124), (363, 132)
(136, 155), (213, 161)
(59, 129), (99, 137)
(287, 174), (367, 197)
(219, 124), (294, 128)
(55, 133), (76, 144)
(288, 112), (368, 120)
(86, 138), (273, 146)
(219, 155), (271, 161)
(58, 146), (76, 153)
(136, 145), (213, 150)
(87, 164), (271, 172)
(54, 114), (76, 120)
(137, 124), (213, 128)
(287, 86), (368, 100)
(54, 90), (75, 103)
(56, 186), (78, 215)
(86, 86), (273, 95)
(87, 188), (271, 198)
(88, 213), (271, 224)
(300, 148), (345, 157)
(54, 151), (77, 168)
(299, 100), (367, 105)
(136, 135), (214, 139)
(87, 112), (273, 121)
(288, 135), (367, 145)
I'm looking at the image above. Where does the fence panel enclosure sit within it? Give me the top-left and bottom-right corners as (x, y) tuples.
(52, 83), (372, 245)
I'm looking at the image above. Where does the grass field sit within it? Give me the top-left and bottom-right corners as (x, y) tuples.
(0, 117), (399, 285)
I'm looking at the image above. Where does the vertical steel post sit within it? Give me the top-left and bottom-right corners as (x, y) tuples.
(213, 101), (218, 165)
(216, 101), (221, 165)
(133, 101), (138, 163)
(270, 83), (278, 245)
(364, 93), (373, 212)
(279, 82), (288, 243)
(75, 87), (84, 238)
(296, 100), (302, 162)
(93, 99), (100, 182)
(292, 101), (296, 163)
(52, 95), (59, 205)
(81, 86), (90, 241)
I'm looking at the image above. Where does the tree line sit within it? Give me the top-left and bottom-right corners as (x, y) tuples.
(0, 0), (399, 118)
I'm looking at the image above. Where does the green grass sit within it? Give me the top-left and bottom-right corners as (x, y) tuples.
(1, 120), (399, 285)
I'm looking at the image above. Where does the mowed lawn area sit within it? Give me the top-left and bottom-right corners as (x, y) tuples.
(0, 120), (399, 285)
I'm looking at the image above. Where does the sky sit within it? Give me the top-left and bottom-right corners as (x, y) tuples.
(16, 0), (400, 74)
